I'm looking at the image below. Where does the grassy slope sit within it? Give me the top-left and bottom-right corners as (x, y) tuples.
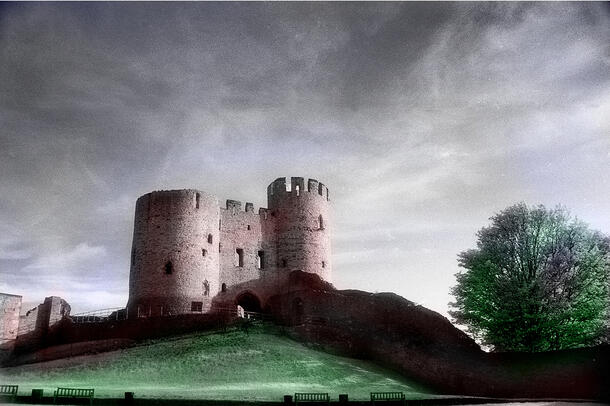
(0, 324), (430, 400)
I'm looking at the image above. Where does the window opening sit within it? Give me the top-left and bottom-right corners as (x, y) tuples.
(208, 234), (213, 244)
(203, 279), (209, 296)
(318, 215), (324, 230)
(282, 259), (287, 267)
(195, 193), (201, 209)
(247, 225), (251, 230)
(295, 184), (300, 196)
(236, 248), (244, 267)
(221, 283), (227, 292)
(322, 261), (326, 268)
(191, 301), (203, 312)
(257, 251), (265, 269)
(164, 261), (173, 275)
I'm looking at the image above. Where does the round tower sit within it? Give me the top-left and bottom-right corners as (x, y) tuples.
(127, 189), (220, 316)
(267, 177), (332, 282)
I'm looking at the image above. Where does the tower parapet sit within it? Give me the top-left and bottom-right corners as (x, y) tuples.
(267, 177), (330, 208)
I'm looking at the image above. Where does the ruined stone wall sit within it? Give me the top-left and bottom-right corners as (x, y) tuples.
(18, 306), (38, 335)
(127, 190), (221, 315)
(15, 296), (70, 341)
(47, 296), (70, 326)
(0, 293), (21, 343)
(267, 177), (332, 282)
(219, 200), (264, 290)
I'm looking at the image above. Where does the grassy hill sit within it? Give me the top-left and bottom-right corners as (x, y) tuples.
(0, 323), (430, 400)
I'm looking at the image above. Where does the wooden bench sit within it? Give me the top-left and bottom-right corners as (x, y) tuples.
(0, 385), (18, 400)
(370, 392), (405, 406)
(54, 387), (94, 405)
(294, 392), (330, 405)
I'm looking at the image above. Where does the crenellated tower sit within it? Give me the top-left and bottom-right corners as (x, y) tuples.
(267, 177), (332, 282)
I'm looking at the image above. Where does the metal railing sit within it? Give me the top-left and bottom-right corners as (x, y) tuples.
(60, 304), (270, 324)
(70, 307), (127, 323)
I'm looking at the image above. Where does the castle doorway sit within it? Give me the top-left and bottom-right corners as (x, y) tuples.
(292, 297), (304, 325)
(235, 291), (262, 318)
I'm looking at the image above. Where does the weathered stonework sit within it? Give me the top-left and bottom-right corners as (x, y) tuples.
(127, 177), (332, 316)
(0, 293), (21, 344)
(0, 295), (72, 346)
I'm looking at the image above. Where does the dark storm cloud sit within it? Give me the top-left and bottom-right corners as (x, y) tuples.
(1, 2), (608, 314)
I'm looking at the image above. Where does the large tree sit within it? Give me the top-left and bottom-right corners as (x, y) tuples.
(450, 203), (610, 352)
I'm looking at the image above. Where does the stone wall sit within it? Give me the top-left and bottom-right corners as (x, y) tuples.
(0, 293), (22, 344)
(18, 305), (38, 335)
(219, 200), (263, 289)
(27, 296), (69, 334)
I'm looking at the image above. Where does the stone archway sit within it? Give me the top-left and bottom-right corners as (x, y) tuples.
(235, 291), (263, 315)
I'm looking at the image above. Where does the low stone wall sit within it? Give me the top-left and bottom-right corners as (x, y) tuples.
(9, 311), (231, 359)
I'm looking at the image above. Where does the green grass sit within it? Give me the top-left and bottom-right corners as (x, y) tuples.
(0, 323), (431, 400)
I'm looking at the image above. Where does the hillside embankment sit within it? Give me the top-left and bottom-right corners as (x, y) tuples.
(217, 272), (610, 400)
(0, 324), (428, 400)
(3, 271), (609, 401)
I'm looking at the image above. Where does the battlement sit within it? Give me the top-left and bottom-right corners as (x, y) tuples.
(267, 177), (330, 204)
(224, 200), (258, 214)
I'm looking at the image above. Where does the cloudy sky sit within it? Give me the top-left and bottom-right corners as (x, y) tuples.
(1, 2), (608, 317)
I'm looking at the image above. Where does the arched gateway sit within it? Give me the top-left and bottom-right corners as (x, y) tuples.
(235, 291), (263, 316)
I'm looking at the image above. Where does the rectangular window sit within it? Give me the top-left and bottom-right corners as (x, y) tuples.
(191, 302), (203, 312)
(257, 251), (265, 269)
(236, 248), (244, 267)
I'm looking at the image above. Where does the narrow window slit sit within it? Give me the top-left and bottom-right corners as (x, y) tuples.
(235, 248), (244, 267)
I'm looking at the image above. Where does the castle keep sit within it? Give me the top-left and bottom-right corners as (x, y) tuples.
(127, 177), (332, 316)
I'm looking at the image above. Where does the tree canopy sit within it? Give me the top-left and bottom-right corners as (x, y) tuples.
(450, 203), (610, 352)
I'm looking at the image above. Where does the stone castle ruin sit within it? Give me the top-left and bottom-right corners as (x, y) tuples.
(1, 176), (332, 343)
(2, 177), (609, 400)
(127, 176), (332, 317)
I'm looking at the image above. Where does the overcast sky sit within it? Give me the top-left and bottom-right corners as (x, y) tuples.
(1, 2), (609, 317)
